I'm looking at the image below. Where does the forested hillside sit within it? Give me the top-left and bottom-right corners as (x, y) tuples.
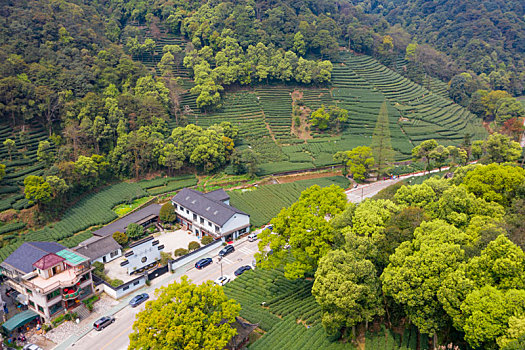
(355, 0), (525, 94)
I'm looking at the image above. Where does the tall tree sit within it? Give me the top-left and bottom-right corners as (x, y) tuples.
(255, 185), (347, 279)
(371, 101), (394, 179)
(129, 276), (240, 350)
(313, 249), (383, 336)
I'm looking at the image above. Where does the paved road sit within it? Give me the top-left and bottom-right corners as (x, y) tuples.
(345, 167), (451, 203)
(64, 238), (260, 350)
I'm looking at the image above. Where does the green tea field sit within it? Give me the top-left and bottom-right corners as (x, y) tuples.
(224, 268), (429, 349)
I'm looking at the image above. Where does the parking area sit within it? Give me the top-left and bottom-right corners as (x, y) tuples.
(104, 229), (199, 282)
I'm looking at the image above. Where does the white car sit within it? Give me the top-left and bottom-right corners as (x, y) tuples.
(214, 275), (231, 286)
(23, 344), (44, 350)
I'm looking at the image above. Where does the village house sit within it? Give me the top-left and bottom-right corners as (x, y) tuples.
(171, 188), (250, 241)
(0, 242), (94, 322)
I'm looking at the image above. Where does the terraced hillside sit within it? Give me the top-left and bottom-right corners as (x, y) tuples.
(0, 123), (54, 234)
(343, 53), (486, 145)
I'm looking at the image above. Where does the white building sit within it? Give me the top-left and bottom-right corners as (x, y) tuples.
(74, 235), (122, 264)
(171, 188), (250, 241)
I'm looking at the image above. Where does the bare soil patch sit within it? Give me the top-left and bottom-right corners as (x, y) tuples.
(274, 170), (342, 184)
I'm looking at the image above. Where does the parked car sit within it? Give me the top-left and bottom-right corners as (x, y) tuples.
(93, 316), (115, 331)
(129, 293), (149, 307)
(234, 265), (252, 276)
(195, 257), (213, 269)
(22, 345), (43, 350)
(247, 233), (258, 242)
(214, 275), (231, 286)
(219, 245), (235, 257)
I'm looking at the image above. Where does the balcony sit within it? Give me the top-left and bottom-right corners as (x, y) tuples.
(62, 289), (80, 300)
(21, 266), (92, 294)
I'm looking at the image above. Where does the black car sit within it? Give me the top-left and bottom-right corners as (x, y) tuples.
(234, 265), (252, 276)
(219, 245), (235, 257)
(93, 316), (115, 331)
(129, 293), (149, 307)
(195, 257), (213, 269)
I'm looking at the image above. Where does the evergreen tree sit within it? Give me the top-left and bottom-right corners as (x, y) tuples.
(371, 101), (395, 179)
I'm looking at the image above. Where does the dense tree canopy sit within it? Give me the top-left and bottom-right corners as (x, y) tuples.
(129, 276), (241, 350)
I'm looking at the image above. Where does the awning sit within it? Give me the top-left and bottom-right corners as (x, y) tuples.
(2, 309), (39, 333)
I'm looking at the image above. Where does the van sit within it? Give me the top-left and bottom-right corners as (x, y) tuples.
(247, 233), (257, 242)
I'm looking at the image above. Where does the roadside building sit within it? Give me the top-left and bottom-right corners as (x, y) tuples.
(119, 236), (164, 275)
(171, 188), (250, 241)
(74, 235), (122, 264)
(0, 242), (94, 322)
(91, 204), (161, 238)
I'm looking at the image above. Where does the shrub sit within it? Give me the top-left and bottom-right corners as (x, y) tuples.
(201, 236), (213, 245)
(92, 261), (105, 278)
(160, 251), (171, 265)
(82, 295), (99, 312)
(174, 248), (188, 257)
(159, 202), (176, 222)
(110, 279), (124, 287)
(52, 314), (66, 327)
(127, 223), (145, 240)
(42, 324), (52, 332)
(112, 231), (128, 246)
(0, 209), (17, 222)
(188, 241), (201, 251)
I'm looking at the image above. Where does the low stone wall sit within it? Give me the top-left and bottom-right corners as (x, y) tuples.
(169, 240), (222, 271)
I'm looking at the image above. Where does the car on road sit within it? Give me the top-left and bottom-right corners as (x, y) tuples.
(247, 233), (257, 242)
(129, 293), (149, 307)
(219, 245), (235, 257)
(214, 275), (231, 286)
(234, 265), (252, 276)
(195, 257), (213, 269)
(22, 345), (43, 350)
(93, 316), (115, 331)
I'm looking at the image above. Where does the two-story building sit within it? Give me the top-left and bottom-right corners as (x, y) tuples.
(0, 242), (94, 322)
(171, 188), (250, 241)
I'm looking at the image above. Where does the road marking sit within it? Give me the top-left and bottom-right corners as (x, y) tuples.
(99, 323), (133, 350)
(221, 257), (234, 265)
(240, 247), (253, 255)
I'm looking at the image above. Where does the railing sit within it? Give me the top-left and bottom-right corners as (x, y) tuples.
(62, 289), (80, 300)
(20, 266), (92, 294)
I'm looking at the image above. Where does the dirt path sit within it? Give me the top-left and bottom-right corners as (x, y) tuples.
(274, 170), (342, 184)
(291, 90), (312, 140)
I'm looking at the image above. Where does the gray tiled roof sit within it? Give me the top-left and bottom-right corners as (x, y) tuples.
(1, 242), (66, 274)
(74, 235), (122, 261)
(171, 188), (248, 227)
(92, 204), (161, 237)
(203, 189), (230, 202)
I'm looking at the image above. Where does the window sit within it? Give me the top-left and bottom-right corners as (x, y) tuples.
(46, 289), (60, 301)
(208, 221), (212, 227)
(193, 214), (197, 220)
(186, 209), (189, 214)
(200, 217), (204, 224)
(29, 300), (35, 308)
(215, 225), (220, 233)
(123, 285), (129, 291)
(110, 250), (119, 258)
(133, 281), (140, 286)
(26, 288), (33, 296)
(38, 305), (44, 313)
(239, 227), (247, 234)
(179, 205), (183, 211)
(141, 257), (147, 263)
(49, 302), (62, 315)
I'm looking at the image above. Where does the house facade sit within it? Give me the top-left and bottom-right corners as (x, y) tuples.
(74, 235), (122, 264)
(171, 188), (250, 241)
(0, 242), (94, 322)
(120, 236), (164, 274)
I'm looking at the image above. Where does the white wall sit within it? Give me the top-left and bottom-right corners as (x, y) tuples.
(126, 241), (161, 274)
(170, 240), (222, 271)
(101, 275), (147, 299)
(220, 214), (250, 236)
(93, 249), (122, 264)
